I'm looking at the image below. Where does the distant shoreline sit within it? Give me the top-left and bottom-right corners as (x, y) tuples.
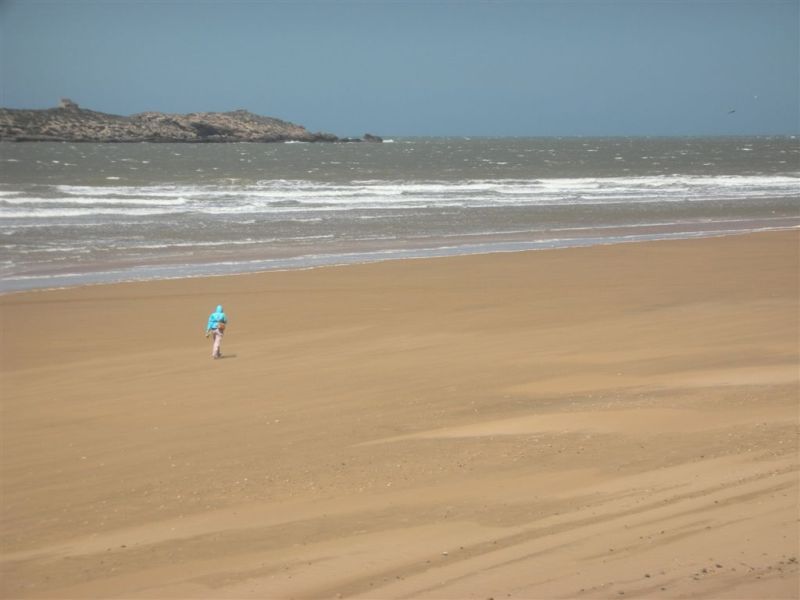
(0, 99), (382, 144)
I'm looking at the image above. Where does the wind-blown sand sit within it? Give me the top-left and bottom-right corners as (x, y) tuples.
(1, 231), (798, 599)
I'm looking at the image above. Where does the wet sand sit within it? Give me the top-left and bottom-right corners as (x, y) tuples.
(1, 230), (798, 599)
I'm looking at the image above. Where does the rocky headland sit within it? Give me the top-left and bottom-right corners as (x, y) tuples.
(0, 99), (382, 143)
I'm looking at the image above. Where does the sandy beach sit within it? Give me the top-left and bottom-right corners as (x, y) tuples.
(1, 230), (797, 599)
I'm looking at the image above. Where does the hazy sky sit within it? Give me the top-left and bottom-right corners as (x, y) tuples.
(1, 0), (797, 136)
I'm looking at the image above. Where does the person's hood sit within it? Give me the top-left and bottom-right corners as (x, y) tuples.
(216, 305), (223, 312)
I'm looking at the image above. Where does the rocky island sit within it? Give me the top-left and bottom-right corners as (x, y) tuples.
(0, 99), (382, 143)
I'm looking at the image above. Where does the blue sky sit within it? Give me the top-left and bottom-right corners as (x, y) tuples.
(1, 0), (797, 136)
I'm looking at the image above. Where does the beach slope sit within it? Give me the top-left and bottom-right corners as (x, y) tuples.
(1, 231), (798, 599)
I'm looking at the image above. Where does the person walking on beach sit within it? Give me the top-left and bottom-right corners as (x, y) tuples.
(205, 304), (228, 359)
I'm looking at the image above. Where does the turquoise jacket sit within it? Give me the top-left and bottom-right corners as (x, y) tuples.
(206, 305), (228, 332)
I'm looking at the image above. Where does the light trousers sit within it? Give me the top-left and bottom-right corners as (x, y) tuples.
(211, 329), (223, 358)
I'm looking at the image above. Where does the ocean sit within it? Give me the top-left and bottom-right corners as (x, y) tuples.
(1, 137), (798, 293)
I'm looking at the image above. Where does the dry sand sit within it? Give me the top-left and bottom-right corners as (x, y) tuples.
(1, 230), (798, 599)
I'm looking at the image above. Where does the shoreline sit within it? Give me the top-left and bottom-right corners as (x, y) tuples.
(1, 230), (798, 598)
(4, 137), (798, 296)
(2, 222), (797, 295)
